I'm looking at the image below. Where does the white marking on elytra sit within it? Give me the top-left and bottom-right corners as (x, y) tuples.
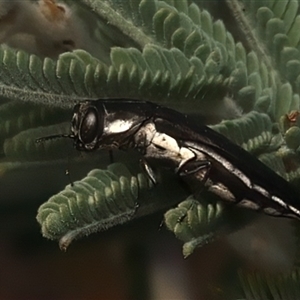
(271, 196), (288, 209)
(208, 183), (236, 202)
(264, 207), (282, 216)
(135, 123), (300, 219)
(286, 204), (300, 216)
(237, 199), (260, 210)
(187, 143), (299, 218)
(269, 196), (300, 218)
(179, 147), (196, 160)
(253, 184), (270, 198)
(137, 124), (252, 190)
(106, 119), (134, 133)
(147, 126), (197, 168)
(153, 132), (180, 152)
(246, 185), (300, 217)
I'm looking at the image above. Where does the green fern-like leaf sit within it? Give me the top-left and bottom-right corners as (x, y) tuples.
(164, 196), (225, 258)
(211, 111), (273, 146)
(37, 162), (191, 250)
(234, 0), (300, 106)
(37, 163), (154, 250)
(2, 0), (294, 251)
(0, 101), (69, 146)
(2, 4), (300, 300)
(0, 48), (108, 106)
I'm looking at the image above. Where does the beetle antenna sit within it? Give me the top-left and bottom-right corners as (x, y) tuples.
(35, 134), (74, 143)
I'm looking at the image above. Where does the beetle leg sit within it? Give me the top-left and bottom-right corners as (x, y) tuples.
(177, 200), (198, 223)
(140, 158), (158, 185)
(179, 159), (212, 202)
(178, 159), (211, 183)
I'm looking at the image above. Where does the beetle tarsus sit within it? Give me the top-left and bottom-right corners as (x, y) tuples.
(179, 159), (212, 196)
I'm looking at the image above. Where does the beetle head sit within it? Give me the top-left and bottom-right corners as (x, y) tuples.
(37, 99), (153, 152)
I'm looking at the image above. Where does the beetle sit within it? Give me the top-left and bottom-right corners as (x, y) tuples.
(37, 99), (300, 220)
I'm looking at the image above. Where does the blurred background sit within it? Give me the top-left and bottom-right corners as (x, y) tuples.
(1, 166), (297, 300)
(1, 195), (236, 300)
(1, 0), (300, 299)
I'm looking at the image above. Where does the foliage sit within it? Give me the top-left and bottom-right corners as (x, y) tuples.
(2, 0), (300, 298)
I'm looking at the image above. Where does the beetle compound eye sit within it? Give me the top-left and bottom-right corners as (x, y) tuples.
(79, 108), (100, 144)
